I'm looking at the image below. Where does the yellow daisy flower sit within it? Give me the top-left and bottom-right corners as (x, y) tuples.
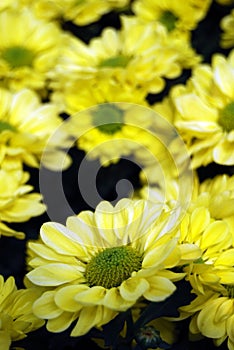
(132, 0), (212, 32)
(179, 250), (234, 350)
(0, 7), (62, 91)
(0, 169), (45, 239)
(220, 9), (234, 49)
(66, 102), (163, 166)
(0, 275), (44, 350)
(50, 16), (185, 95)
(194, 174), (234, 242)
(0, 88), (70, 171)
(172, 49), (234, 167)
(51, 76), (148, 115)
(22, 0), (130, 25)
(26, 199), (199, 337)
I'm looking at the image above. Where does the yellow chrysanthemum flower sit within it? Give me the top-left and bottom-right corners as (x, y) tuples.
(0, 169), (45, 239)
(66, 103), (165, 166)
(220, 9), (234, 49)
(51, 76), (148, 115)
(178, 249), (234, 350)
(26, 199), (200, 337)
(0, 88), (70, 171)
(132, 0), (212, 32)
(20, 0), (130, 25)
(194, 174), (234, 242)
(0, 275), (44, 350)
(172, 49), (234, 167)
(50, 16), (187, 95)
(0, 8), (62, 91)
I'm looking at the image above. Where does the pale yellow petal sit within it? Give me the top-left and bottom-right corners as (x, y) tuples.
(55, 285), (88, 312)
(71, 305), (103, 336)
(103, 288), (133, 311)
(27, 263), (82, 286)
(74, 286), (106, 305)
(33, 291), (63, 319)
(119, 277), (149, 301)
(47, 311), (76, 333)
(143, 276), (176, 302)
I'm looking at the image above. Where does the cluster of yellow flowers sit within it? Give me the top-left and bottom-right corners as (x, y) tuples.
(0, 0), (233, 350)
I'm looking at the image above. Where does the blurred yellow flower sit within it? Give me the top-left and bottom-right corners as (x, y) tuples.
(220, 9), (234, 48)
(26, 0), (130, 25)
(66, 103), (159, 166)
(0, 275), (44, 350)
(172, 49), (234, 167)
(0, 169), (45, 239)
(50, 16), (186, 95)
(0, 8), (62, 91)
(215, 0), (234, 5)
(132, 0), (212, 32)
(0, 88), (70, 171)
(26, 199), (199, 336)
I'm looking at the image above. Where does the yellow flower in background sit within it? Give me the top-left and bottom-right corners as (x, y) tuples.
(0, 8), (62, 92)
(66, 103), (160, 166)
(220, 9), (234, 49)
(194, 174), (234, 242)
(50, 16), (187, 95)
(179, 249), (234, 350)
(15, 0), (130, 25)
(0, 169), (45, 239)
(51, 76), (148, 115)
(0, 275), (44, 350)
(26, 199), (199, 337)
(172, 49), (234, 167)
(0, 88), (70, 171)
(132, 0), (212, 32)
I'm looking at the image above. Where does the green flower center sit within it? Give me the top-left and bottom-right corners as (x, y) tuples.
(225, 284), (234, 298)
(159, 11), (178, 32)
(92, 104), (124, 134)
(218, 102), (234, 132)
(98, 55), (131, 68)
(2, 46), (34, 68)
(0, 121), (16, 133)
(85, 246), (143, 289)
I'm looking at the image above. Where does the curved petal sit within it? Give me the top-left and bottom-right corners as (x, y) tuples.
(33, 291), (63, 319)
(47, 311), (77, 333)
(74, 286), (107, 305)
(119, 277), (149, 301)
(143, 276), (176, 302)
(55, 285), (88, 312)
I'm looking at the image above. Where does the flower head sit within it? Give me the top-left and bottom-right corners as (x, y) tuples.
(26, 199), (198, 336)
(0, 88), (70, 170)
(0, 8), (62, 91)
(0, 275), (44, 350)
(172, 49), (234, 167)
(0, 169), (46, 239)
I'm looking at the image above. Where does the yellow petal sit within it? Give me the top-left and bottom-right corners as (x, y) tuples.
(71, 305), (103, 336)
(74, 286), (106, 305)
(33, 291), (63, 319)
(200, 221), (229, 250)
(55, 285), (88, 312)
(197, 298), (226, 338)
(0, 331), (11, 350)
(119, 277), (149, 301)
(27, 263), (82, 286)
(47, 311), (76, 333)
(214, 299), (233, 323)
(143, 276), (176, 302)
(103, 288), (133, 311)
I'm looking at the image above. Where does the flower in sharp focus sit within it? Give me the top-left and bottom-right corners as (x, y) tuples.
(172, 49), (234, 167)
(220, 9), (234, 49)
(0, 7), (62, 91)
(26, 199), (199, 337)
(0, 88), (70, 171)
(0, 275), (44, 350)
(0, 169), (46, 239)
